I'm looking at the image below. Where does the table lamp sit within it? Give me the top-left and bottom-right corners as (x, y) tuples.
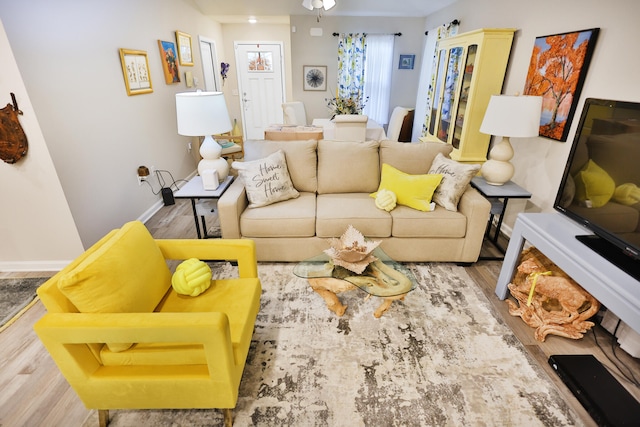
(176, 91), (232, 189)
(479, 94), (542, 185)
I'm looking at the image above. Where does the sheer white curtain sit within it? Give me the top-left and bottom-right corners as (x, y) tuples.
(363, 34), (395, 125)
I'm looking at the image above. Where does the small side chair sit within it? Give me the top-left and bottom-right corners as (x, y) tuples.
(34, 221), (261, 427)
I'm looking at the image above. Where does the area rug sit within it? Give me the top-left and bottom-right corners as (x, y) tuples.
(85, 262), (582, 427)
(0, 277), (46, 331)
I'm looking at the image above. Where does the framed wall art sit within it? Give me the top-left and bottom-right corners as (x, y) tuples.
(524, 28), (599, 141)
(175, 31), (194, 66)
(303, 65), (327, 91)
(247, 52), (273, 71)
(398, 54), (415, 70)
(119, 48), (153, 96)
(158, 40), (181, 84)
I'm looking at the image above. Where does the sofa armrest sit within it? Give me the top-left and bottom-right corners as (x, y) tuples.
(155, 238), (257, 279)
(457, 187), (491, 261)
(34, 311), (237, 380)
(218, 179), (248, 239)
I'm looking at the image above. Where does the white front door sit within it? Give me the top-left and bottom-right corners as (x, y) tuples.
(235, 42), (285, 140)
(199, 37), (220, 91)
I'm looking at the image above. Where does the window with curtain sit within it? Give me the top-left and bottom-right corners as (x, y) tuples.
(336, 33), (395, 125)
(363, 35), (395, 125)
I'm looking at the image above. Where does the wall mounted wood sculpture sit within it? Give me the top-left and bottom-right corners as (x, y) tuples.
(0, 93), (28, 164)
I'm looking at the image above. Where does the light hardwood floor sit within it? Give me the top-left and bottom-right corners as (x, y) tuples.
(1, 199), (638, 426)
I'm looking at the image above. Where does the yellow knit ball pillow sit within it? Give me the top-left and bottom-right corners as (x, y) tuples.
(171, 258), (212, 297)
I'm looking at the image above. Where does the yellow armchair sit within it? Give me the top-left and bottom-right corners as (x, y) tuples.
(34, 221), (261, 427)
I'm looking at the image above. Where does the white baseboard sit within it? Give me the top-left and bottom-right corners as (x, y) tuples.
(0, 260), (71, 272)
(137, 199), (165, 224)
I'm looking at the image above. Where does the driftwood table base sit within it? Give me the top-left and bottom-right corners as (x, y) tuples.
(308, 277), (407, 318)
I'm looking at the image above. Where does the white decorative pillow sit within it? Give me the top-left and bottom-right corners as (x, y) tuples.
(232, 150), (299, 208)
(428, 153), (480, 211)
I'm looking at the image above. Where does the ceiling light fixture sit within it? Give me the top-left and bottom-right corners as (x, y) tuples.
(302, 0), (335, 21)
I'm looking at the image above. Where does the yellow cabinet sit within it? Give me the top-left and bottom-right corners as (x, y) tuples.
(425, 28), (515, 162)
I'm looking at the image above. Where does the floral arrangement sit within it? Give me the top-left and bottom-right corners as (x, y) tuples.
(220, 62), (230, 85)
(325, 92), (369, 118)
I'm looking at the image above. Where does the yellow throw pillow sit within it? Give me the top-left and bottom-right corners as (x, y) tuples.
(574, 159), (615, 208)
(57, 221), (172, 352)
(371, 164), (443, 212)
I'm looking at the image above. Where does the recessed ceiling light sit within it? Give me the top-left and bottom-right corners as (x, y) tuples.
(248, 17), (257, 24)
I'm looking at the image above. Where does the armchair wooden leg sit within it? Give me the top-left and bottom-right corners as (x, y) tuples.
(223, 408), (233, 426)
(98, 409), (109, 427)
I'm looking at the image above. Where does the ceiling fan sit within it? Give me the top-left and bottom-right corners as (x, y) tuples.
(302, 0), (336, 21)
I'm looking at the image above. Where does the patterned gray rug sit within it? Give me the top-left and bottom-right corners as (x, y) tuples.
(0, 277), (46, 329)
(85, 262), (582, 427)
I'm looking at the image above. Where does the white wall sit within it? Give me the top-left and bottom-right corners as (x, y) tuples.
(289, 15), (426, 122)
(424, 0), (640, 230)
(0, 0), (225, 250)
(0, 19), (83, 271)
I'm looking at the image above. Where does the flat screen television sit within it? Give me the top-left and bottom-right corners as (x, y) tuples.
(554, 98), (640, 281)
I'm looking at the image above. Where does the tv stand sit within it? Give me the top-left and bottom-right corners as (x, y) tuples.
(496, 213), (640, 334)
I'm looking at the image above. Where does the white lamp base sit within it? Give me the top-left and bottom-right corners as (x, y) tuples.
(481, 136), (515, 186)
(198, 135), (229, 189)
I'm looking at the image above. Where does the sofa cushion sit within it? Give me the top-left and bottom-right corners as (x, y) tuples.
(57, 221), (171, 352)
(243, 139), (318, 192)
(317, 140), (380, 194)
(390, 205), (467, 238)
(316, 193), (392, 238)
(428, 153), (481, 212)
(233, 150), (300, 208)
(379, 140), (453, 174)
(240, 192), (316, 237)
(373, 163), (442, 212)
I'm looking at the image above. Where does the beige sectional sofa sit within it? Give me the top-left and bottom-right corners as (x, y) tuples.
(218, 139), (491, 262)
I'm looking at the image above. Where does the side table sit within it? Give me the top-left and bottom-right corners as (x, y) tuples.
(174, 175), (234, 239)
(471, 176), (532, 259)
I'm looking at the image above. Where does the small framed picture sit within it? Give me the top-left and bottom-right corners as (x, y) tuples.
(119, 48), (153, 96)
(158, 40), (180, 84)
(399, 54), (415, 70)
(175, 31), (194, 66)
(303, 65), (327, 91)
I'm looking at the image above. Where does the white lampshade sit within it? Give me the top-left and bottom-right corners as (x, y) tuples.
(480, 95), (542, 137)
(175, 91), (232, 137)
(479, 95), (542, 186)
(176, 91), (232, 188)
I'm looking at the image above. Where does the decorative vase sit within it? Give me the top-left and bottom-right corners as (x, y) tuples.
(231, 119), (240, 136)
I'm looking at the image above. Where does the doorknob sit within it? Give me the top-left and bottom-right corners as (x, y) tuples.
(242, 92), (251, 111)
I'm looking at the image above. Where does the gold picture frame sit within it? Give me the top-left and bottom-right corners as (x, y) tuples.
(175, 31), (194, 66)
(119, 48), (153, 96)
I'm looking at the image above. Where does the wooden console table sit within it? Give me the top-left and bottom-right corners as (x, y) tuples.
(496, 213), (640, 334)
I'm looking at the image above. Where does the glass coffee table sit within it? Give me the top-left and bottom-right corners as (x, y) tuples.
(293, 248), (417, 318)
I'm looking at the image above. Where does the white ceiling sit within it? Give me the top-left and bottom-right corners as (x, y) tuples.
(193, 0), (457, 24)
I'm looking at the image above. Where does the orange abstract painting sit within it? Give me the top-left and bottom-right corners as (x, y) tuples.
(524, 28), (599, 141)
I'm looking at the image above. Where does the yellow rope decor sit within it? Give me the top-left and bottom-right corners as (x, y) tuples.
(526, 271), (552, 307)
